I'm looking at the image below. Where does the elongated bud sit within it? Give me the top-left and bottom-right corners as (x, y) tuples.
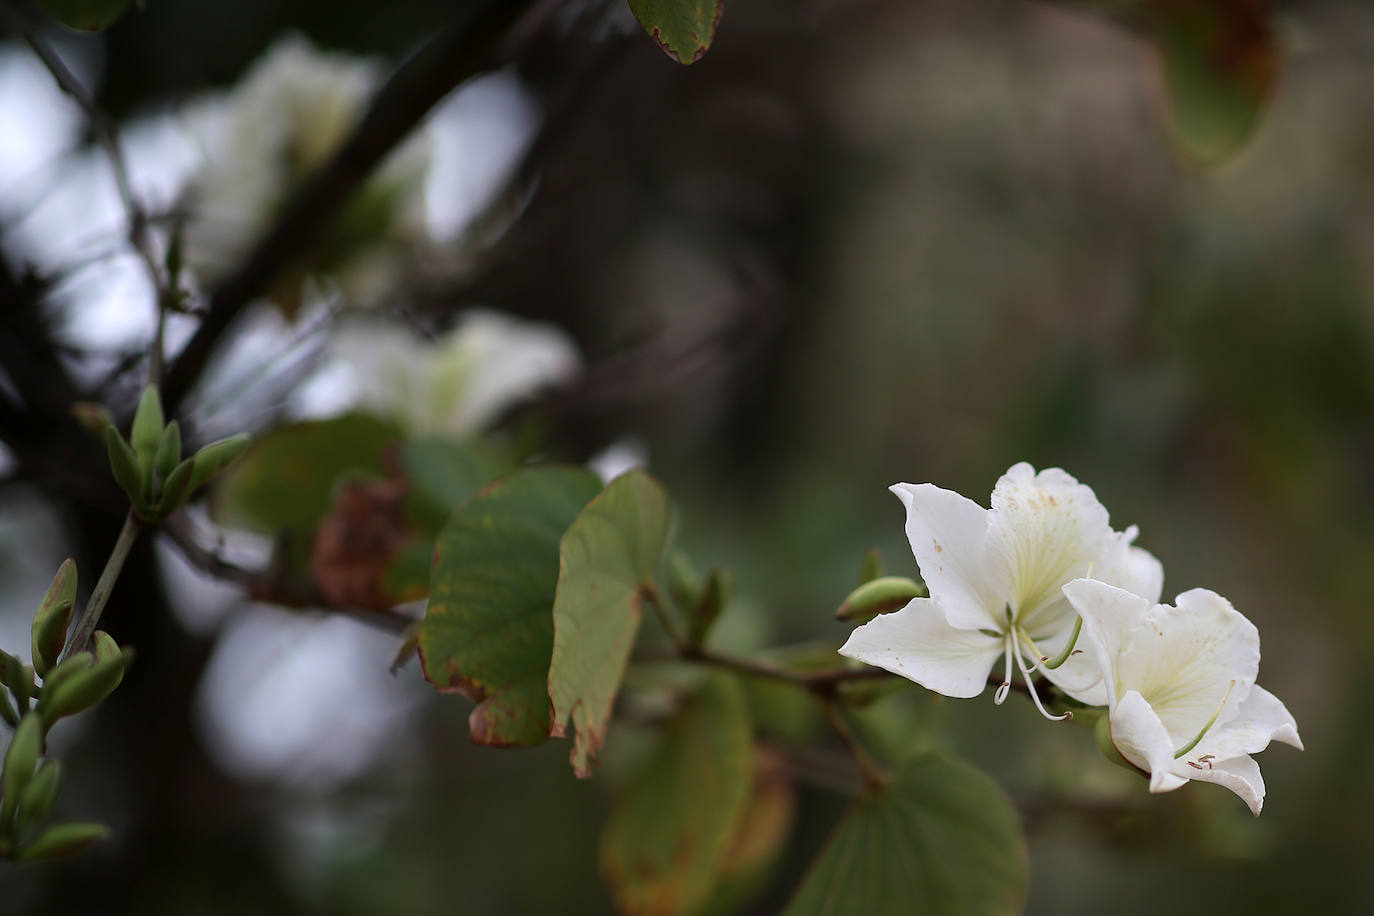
(15, 760), (61, 839)
(154, 421), (182, 485)
(15, 822), (108, 863)
(187, 434), (250, 493)
(36, 651), (132, 724)
(666, 550), (702, 613)
(686, 568), (732, 648)
(130, 384), (164, 473)
(0, 688), (17, 729)
(0, 650), (28, 695)
(31, 560), (77, 679)
(154, 458), (194, 517)
(835, 576), (926, 623)
(858, 547), (884, 584)
(91, 631), (120, 663)
(105, 427), (145, 510)
(69, 402), (113, 439)
(1, 714), (43, 829)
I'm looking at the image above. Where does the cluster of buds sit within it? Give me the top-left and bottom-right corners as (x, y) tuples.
(0, 561), (133, 862)
(99, 386), (248, 522)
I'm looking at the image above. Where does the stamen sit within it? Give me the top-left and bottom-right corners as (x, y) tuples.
(1010, 629), (1071, 722)
(1041, 616), (1083, 670)
(993, 632), (1013, 705)
(1173, 680), (1237, 759)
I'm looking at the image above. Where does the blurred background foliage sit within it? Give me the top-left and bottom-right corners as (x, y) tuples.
(0, 0), (1370, 912)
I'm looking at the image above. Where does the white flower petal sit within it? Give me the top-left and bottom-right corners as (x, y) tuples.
(1063, 578), (1154, 708)
(986, 463), (1113, 633)
(1122, 589), (1259, 747)
(1193, 684), (1303, 760)
(1112, 690), (1189, 794)
(889, 483), (1004, 631)
(838, 598), (1004, 699)
(1095, 525), (1164, 604)
(1181, 754), (1266, 816)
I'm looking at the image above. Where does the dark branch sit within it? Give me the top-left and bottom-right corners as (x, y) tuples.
(162, 0), (567, 412)
(159, 514), (417, 637)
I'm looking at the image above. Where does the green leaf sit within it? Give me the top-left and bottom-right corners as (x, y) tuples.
(549, 469), (673, 776)
(31, 559), (77, 680)
(154, 420), (182, 484)
(785, 756), (1027, 916)
(105, 427), (145, 510)
(35, 650), (133, 724)
(36, 0), (132, 31)
(1148, 0), (1277, 165)
(16, 822), (108, 862)
(210, 415), (399, 569)
(628, 0), (723, 65)
(399, 438), (510, 536)
(419, 467), (603, 747)
(600, 674), (752, 916)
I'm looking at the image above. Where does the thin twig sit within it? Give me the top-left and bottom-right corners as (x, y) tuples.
(5, 3), (174, 384)
(821, 697), (888, 790)
(158, 514), (418, 637)
(61, 510), (142, 661)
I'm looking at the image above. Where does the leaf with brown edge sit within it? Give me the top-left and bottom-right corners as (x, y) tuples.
(628, 0), (724, 65)
(419, 466), (603, 747)
(600, 674), (752, 916)
(549, 469), (673, 776)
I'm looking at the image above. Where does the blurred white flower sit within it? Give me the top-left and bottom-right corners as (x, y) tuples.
(179, 35), (428, 300)
(840, 462), (1161, 718)
(1063, 579), (1302, 815)
(325, 310), (580, 438)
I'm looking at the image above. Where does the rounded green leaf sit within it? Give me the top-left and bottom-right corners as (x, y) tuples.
(628, 0), (723, 65)
(15, 760), (62, 839)
(130, 384), (164, 472)
(549, 469), (674, 777)
(785, 756), (1028, 916)
(419, 467), (603, 747)
(400, 438), (511, 536)
(2, 714), (43, 828)
(600, 674), (753, 916)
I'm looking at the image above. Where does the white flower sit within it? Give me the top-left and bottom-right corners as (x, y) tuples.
(180, 35), (429, 296)
(839, 463), (1162, 719)
(327, 310), (580, 438)
(1063, 579), (1302, 814)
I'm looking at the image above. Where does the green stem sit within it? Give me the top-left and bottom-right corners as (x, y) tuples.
(61, 512), (142, 662)
(641, 584), (685, 649)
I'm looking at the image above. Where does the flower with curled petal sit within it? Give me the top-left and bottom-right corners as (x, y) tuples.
(839, 463), (1161, 719)
(1063, 579), (1302, 814)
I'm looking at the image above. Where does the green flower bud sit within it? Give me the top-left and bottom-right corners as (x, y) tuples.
(105, 427), (145, 510)
(15, 822), (108, 862)
(91, 631), (120, 663)
(36, 651), (132, 724)
(187, 434), (251, 493)
(686, 568), (732, 648)
(31, 560), (77, 679)
(154, 458), (195, 517)
(835, 576), (926, 623)
(69, 402), (113, 439)
(14, 760), (61, 840)
(1, 714), (43, 830)
(154, 420), (182, 486)
(129, 384), (164, 473)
